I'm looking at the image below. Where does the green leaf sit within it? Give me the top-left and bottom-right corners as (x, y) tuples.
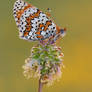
(54, 58), (60, 62)
(33, 48), (39, 52)
(41, 68), (47, 75)
(32, 54), (40, 59)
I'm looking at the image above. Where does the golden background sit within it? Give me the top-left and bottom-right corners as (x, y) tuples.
(0, 0), (92, 92)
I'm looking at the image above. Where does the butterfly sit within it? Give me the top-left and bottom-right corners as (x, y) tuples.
(13, 0), (66, 43)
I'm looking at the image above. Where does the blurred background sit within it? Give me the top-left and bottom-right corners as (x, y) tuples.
(0, 0), (92, 92)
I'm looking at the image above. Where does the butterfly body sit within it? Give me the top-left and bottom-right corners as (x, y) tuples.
(13, 0), (66, 42)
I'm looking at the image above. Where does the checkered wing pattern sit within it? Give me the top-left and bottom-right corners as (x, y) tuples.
(13, 0), (64, 41)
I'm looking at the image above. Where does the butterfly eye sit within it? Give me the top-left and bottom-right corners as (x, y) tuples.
(60, 29), (64, 34)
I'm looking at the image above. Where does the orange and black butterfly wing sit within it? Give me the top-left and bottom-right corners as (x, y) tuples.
(13, 0), (65, 42)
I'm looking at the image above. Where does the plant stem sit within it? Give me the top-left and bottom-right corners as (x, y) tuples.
(38, 78), (43, 92)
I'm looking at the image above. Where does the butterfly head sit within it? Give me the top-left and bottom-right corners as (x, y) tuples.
(60, 28), (66, 37)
